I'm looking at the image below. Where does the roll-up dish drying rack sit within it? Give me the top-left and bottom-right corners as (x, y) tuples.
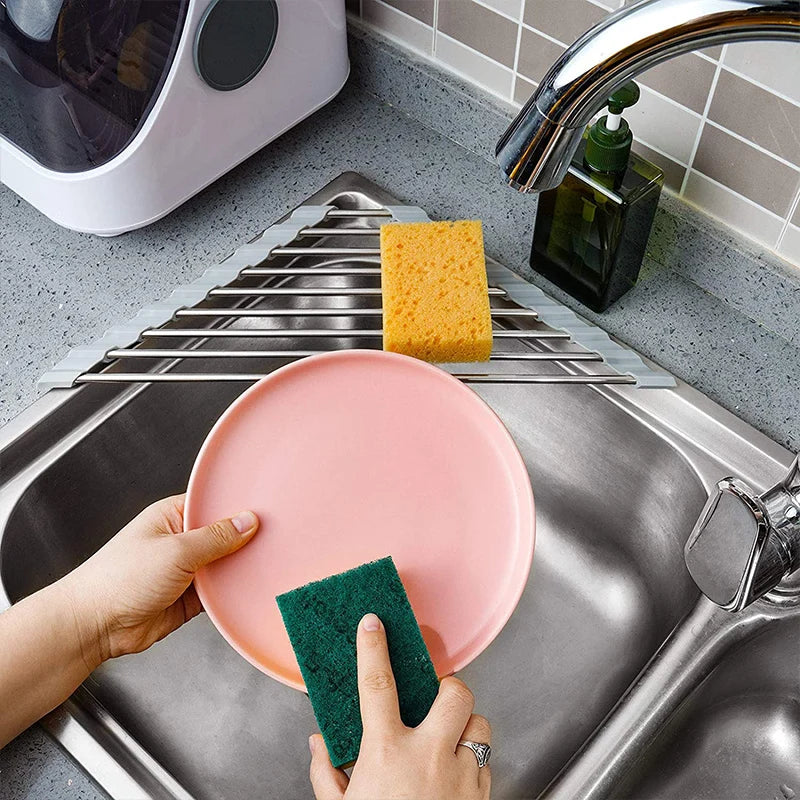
(40, 203), (674, 390)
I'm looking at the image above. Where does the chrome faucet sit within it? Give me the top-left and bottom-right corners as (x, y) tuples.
(496, 0), (800, 609)
(496, 0), (800, 193)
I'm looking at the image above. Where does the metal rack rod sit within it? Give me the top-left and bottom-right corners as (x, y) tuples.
(325, 209), (392, 218)
(75, 372), (633, 385)
(106, 350), (320, 359)
(175, 308), (539, 318)
(269, 247), (382, 257)
(298, 227), (379, 236)
(459, 374), (635, 385)
(208, 287), (507, 297)
(105, 349), (600, 361)
(240, 266), (382, 276)
(138, 329), (570, 339)
(209, 287), (384, 297)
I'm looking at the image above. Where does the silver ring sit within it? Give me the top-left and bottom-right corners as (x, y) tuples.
(457, 740), (491, 768)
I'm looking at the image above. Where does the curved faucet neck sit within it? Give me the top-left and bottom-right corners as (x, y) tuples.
(497, 0), (800, 192)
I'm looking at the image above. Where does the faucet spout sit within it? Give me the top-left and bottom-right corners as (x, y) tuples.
(496, 0), (800, 192)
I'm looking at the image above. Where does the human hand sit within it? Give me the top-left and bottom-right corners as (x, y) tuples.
(60, 494), (258, 665)
(309, 613), (491, 800)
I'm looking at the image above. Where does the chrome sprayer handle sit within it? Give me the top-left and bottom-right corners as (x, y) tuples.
(685, 456), (800, 611)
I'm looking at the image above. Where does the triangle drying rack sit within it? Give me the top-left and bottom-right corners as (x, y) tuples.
(40, 202), (674, 390)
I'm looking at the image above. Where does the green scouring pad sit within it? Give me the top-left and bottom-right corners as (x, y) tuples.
(276, 556), (440, 768)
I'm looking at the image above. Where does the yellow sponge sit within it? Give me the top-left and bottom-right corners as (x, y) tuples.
(380, 220), (492, 362)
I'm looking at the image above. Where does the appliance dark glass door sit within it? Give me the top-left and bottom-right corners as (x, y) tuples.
(0, 0), (190, 173)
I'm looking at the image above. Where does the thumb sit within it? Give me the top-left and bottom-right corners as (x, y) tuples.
(176, 511), (259, 573)
(309, 735), (348, 800)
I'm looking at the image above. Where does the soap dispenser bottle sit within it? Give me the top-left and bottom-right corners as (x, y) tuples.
(530, 82), (664, 312)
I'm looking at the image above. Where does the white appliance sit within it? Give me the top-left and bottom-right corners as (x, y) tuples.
(0, 0), (349, 235)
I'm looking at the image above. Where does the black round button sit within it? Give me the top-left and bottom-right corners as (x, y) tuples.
(195, 0), (279, 91)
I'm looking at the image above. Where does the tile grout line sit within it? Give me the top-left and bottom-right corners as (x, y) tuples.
(441, 0), (616, 34)
(634, 137), (689, 169)
(516, 74), (536, 92)
(716, 62), (800, 110)
(365, 0), (514, 100)
(704, 119), (800, 171)
(695, 51), (718, 65)
(686, 169), (786, 221)
(434, 31), (515, 98)
(520, 23), (568, 49)
(638, 82), (702, 118)
(432, 30), (514, 76)
(679, 44), (727, 196)
(777, 184), (800, 248)
(509, 0), (526, 103)
(364, 0), (435, 56)
(469, 0), (520, 23)
(585, 0), (616, 10)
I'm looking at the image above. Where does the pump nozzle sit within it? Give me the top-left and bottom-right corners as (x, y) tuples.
(584, 81), (641, 173)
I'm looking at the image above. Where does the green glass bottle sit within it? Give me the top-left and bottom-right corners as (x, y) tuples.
(531, 82), (664, 312)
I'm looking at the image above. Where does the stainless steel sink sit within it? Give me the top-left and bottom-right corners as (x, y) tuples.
(1, 174), (798, 799)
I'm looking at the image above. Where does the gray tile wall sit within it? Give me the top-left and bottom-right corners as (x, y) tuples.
(346, 0), (800, 267)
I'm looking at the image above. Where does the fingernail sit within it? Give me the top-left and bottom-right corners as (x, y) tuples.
(308, 735), (316, 755)
(232, 511), (257, 534)
(361, 613), (381, 631)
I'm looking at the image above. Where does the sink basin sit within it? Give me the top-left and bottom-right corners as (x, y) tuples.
(0, 173), (798, 799)
(616, 616), (800, 800)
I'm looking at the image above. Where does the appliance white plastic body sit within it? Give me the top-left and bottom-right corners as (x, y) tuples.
(0, 0), (349, 236)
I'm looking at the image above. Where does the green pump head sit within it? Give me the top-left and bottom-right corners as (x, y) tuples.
(584, 81), (641, 174)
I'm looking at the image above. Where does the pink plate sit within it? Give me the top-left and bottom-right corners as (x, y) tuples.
(187, 350), (535, 690)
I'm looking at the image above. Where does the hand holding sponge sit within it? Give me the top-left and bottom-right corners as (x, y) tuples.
(277, 557), (440, 768)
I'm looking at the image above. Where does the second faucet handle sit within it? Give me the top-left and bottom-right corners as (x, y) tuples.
(685, 456), (800, 612)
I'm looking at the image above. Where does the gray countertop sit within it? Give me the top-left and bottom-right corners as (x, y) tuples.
(2, 27), (800, 800)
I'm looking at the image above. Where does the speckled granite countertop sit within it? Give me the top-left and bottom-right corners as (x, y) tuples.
(2, 26), (800, 800)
